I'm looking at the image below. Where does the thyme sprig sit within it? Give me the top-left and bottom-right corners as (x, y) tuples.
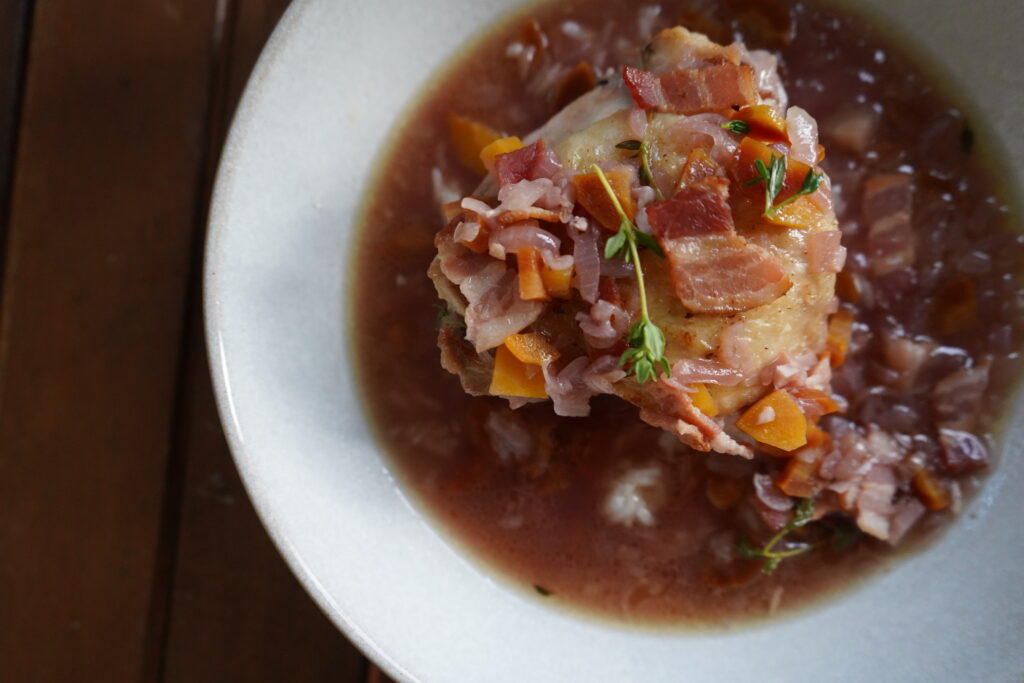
(721, 119), (751, 135)
(743, 153), (824, 217)
(737, 497), (815, 575)
(615, 139), (664, 201)
(591, 163), (670, 384)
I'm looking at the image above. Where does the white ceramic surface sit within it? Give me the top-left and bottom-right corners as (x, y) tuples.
(205, 0), (1024, 681)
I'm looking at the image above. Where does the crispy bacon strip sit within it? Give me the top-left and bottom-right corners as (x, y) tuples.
(647, 178), (790, 312)
(622, 64), (757, 115)
(646, 176), (733, 238)
(494, 139), (561, 186)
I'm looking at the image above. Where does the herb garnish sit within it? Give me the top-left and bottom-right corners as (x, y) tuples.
(616, 139), (664, 201)
(591, 164), (670, 384)
(721, 119), (751, 135)
(534, 584), (554, 597)
(738, 497), (815, 574)
(743, 153), (824, 217)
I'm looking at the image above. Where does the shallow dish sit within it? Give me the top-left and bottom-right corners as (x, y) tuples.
(205, 0), (1024, 680)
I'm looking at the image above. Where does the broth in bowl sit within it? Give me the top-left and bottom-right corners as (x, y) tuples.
(353, 0), (1020, 625)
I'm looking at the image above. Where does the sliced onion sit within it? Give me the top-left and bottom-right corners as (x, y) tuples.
(576, 299), (630, 349)
(489, 222), (560, 256)
(786, 106), (819, 166)
(669, 358), (743, 386)
(571, 226), (600, 303)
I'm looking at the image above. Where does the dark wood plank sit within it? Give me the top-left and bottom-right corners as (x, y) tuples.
(159, 2), (368, 680)
(0, 2), (221, 680)
(0, 0), (30, 230)
(160, 333), (369, 683)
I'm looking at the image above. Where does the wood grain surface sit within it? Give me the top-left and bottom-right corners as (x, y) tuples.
(0, 1), (377, 680)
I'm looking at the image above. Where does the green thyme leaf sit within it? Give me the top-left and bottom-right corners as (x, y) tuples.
(591, 164), (670, 384)
(744, 154), (824, 217)
(790, 497), (815, 528)
(721, 120), (751, 135)
(637, 139), (664, 201)
(604, 228), (628, 260)
(633, 229), (664, 258)
(616, 139), (643, 150)
(737, 496), (816, 575)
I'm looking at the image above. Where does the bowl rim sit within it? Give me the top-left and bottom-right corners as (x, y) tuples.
(204, 0), (410, 678)
(203, 0), (1024, 680)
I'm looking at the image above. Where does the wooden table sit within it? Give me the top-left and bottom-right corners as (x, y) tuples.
(0, 2), (387, 680)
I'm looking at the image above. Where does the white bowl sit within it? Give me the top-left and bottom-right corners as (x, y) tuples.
(205, 0), (1024, 680)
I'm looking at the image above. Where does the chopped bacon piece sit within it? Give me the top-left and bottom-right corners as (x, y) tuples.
(647, 177), (733, 238)
(807, 230), (846, 274)
(932, 360), (990, 431)
(622, 66), (665, 110)
(494, 139), (561, 186)
(938, 428), (988, 474)
(631, 380), (753, 458)
(622, 63), (757, 115)
(863, 174), (915, 275)
(660, 234), (790, 313)
(648, 178), (789, 312)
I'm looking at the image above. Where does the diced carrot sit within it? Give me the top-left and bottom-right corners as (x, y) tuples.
(490, 345), (548, 398)
(790, 386), (839, 417)
(835, 270), (861, 303)
(689, 383), (718, 417)
(765, 194), (824, 230)
(805, 422), (831, 449)
(456, 221), (489, 253)
(735, 389), (808, 452)
(827, 309), (855, 368)
(676, 148), (721, 192)
(554, 61), (597, 111)
(540, 262), (573, 299)
(734, 136), (810, 196)
(503, 333), (560, 366)
(733, 136), (826, 230)
(933, 276), (977, 336)
(706, 473), (744, 510)
(480, 136), (525, 173)
(571, 169), (635, 231)
(448, 113), (501, 176)
(734, 104), (789, 144)
(912, 468), (951, 511)
(517, 248), (549, 301)
(775, 456), (822, 498)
